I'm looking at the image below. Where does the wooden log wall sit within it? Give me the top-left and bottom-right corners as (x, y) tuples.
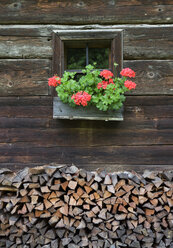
(0, 164), (173, 247)
(0, 1), (173, 172)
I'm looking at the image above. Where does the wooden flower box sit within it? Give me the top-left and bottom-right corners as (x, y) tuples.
(53, 97), (123, 121)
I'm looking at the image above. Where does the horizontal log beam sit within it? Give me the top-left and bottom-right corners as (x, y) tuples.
(0, 96), (172, 118)
(0, 127), (172, 146)
(0, 59), (50, 96)
(0, 96), (172, 170)
(0, 101), (172, 119)
(0, 1), (172, 24)
(0, 95), (172, 106)
(0, 60), (172, 96)
(0, 25), (172, 59)
(125, 60), (173, 95)
(0, 144), (172, 165)
(0, 116), (172, 130)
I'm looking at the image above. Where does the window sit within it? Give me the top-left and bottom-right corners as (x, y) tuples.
(52, 28), (124, 120)
(52, 28), (123, 96)
(65, 40), (110, 70)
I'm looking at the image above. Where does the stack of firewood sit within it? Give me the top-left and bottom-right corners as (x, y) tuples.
(0, 164), (173, 247)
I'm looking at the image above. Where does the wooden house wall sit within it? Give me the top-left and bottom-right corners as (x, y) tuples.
(0, 1), (173, 173)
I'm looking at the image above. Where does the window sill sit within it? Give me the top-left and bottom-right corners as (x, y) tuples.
(53, 97), (123, 121)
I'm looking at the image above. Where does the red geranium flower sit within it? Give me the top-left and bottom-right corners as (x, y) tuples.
(97, 82), (103, 89)
(48, 76), (61, 87)
(71, 91), (91, 106)
(97, 81), (108, 89)
(124, 80), (136, 90)
(120, 68), (136, 78)
(100, 70), (113, 79)
(97, 79), (115, 90)
(108, 78), (114, 84)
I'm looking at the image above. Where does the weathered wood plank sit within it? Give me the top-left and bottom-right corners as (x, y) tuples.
(0, 59), (50, 96)
(0, 96), (52, 106)
(0, 96), (172, 170)
(125, 105), (173, 119)
(125, 60), (173, 95)
(0, 1), (172, 24)
(0, 24), (53, 36)
(0, 96), (172, 118)
(0, 60), (172, 96)
(0, 105), (52, 118)
(0, 144), (172, 165)
(0, 117), (50, 128)
(0, 95), (172, 106)
(0, 127), (172, 146)
(78, 163), (173, 173)
(0, 117), (172, 130)
(125, 95), (173, 106)
(0, 36), (52, 59)
(0, 25), (172, 59)
(49, 118), (173, 130)
(0, 102), (172, 119)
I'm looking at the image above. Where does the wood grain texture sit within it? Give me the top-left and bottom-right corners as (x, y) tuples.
(0, 3), (172, 172)
(0, 96), (172, 170)
(0, 96), (52, 106)
(125, 60), (173, 96)
(0, 143), (172, 165)
(0, 36), (52, 59)
(0, 59), (50, 96)
(0, 116), (172, 130)
(0, 59), (172, 96)
(0, 1), (172, 24)
(0, 25), (172, 60)
(0, 127), (172, 146)
(0, 96), (172, 119)
(0, 95), (172, 106)
(0, 96), (172, 146)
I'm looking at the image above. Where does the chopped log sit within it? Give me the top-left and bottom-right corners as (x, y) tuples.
(35, 203), (44, 211)
(59, 205), (69, 216)
(119, 205), (128, 214)
(84, 186), (92, 194)
(68, 180), (77, 190)
(145, 209), (155, 216)
(69, 196), (76, 206)
(103, 190), (112, 199)
(0, 186), (17, 192)
(139, 196), (148, 204)
(0, 164), (173, 247)
(104, 175), (112, 185)
(44, 199), (52, 210)
(61, 181), (68, 191)
(41, 186), (50, 193)
(107, 185), (115, 194)
(76, 198), (83, 206)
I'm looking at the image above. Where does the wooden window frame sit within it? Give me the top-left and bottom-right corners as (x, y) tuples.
(52, 29), (123, 96)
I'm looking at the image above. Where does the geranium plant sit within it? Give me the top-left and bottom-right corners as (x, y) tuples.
(48, 63), (136, 111)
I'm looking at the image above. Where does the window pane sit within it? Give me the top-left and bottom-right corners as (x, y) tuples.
(67, 48), (86, 69)
(89, 48), (109, 69)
